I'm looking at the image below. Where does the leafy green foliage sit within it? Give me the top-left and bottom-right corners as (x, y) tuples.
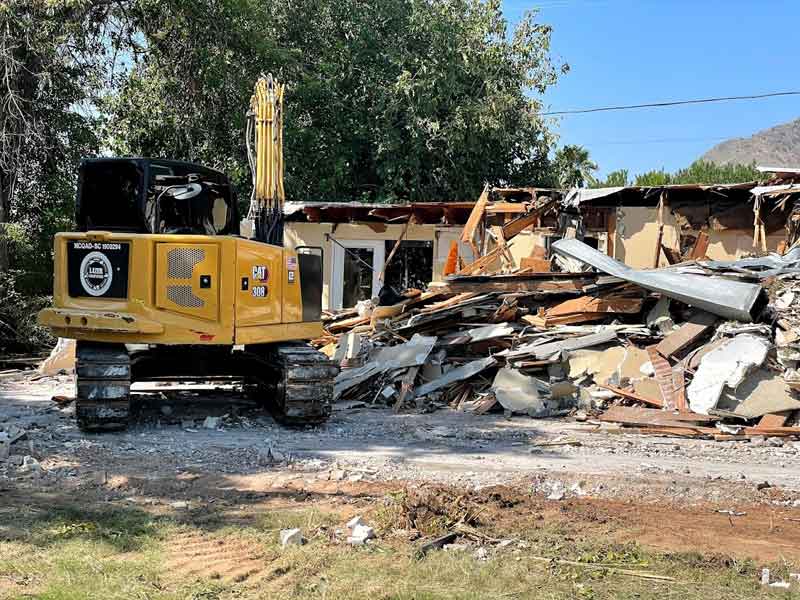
(0, 270), (54, 352)
(593, 169), (629, 188)
(633, 160), (762, 186)
(105, 0), (565, 203)
(0, 0), (120, 280)
(554, 144), (597, 187)
(591, 161), (763, 188)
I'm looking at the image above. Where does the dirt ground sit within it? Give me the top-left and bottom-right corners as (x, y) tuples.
(2, 371), (800, 569)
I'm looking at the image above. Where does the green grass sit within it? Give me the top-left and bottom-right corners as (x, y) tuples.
(0, 498), (796, 599)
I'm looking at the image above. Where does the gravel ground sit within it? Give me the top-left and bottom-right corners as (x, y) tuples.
(2, 372), (799, 507)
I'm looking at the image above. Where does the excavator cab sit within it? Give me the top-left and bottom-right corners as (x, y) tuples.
(77, 158), (238, 236)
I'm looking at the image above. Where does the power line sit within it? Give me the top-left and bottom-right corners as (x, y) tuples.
(588, 135), (731, 146)
(542, 91), (800, 116)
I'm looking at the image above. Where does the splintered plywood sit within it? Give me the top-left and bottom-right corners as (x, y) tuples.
(546, 295), (643, 318)
(460, 185), (490, 256)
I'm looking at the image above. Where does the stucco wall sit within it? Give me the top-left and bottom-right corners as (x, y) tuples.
(610, 205), (782, 266)
(705, 230), (784, 260)
(613, 206), (681, 268)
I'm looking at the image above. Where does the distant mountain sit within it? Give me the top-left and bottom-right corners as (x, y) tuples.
(700, 118), (800, 167)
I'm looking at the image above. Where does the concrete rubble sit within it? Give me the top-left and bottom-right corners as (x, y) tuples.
(280, 528), (304, 547)
(318, 188), (800, 444)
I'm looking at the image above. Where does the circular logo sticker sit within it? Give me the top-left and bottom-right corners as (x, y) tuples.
(79, 251), (113, 296)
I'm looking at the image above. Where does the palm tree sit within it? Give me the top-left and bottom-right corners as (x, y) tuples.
(555, 144), (598, 188)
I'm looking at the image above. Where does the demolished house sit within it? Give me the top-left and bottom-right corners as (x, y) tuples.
(318, 168), (800, 441)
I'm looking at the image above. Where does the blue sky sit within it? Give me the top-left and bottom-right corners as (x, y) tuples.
(502, 0), (800, 179)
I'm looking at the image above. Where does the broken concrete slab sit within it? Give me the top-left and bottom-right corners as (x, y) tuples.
(687, 335), (771, 415)
(491, 367), (544, 414)
(567, 345), (649, 386)
(372, 334), (437, 369)
(718, 369), (800, 419)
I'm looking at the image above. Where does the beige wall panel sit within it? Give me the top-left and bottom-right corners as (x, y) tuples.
(706, 231), (784, 260)
(614, 206), (680, 268)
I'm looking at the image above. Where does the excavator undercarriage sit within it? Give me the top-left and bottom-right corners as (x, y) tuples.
(74, 341), (337, 431)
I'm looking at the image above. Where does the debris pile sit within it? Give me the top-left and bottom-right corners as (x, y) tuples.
(319, 188), (800, 441)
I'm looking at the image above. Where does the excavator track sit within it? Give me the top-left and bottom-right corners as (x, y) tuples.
(75, 342), (131, 432)
(260, 344), (338, 426)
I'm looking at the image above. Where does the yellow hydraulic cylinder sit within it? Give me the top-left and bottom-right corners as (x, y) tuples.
(250, 74), (285, 207)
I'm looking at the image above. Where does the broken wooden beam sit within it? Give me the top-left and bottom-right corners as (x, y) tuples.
(654, 311), (716, 358)
(597, 383), (663, 408)
(460, 184), (490, 258)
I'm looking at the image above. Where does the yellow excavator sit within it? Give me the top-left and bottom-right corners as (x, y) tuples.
(38, 75), (338, 431)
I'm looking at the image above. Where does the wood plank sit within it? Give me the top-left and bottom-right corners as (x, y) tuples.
(460, 184), (490, 251)
(379, 218), (411, 282)
(489, 225), (514, 268)
(673, 367), (687, 412)
(455, 246), (502, 275)
(547, 295), (643, 317)
(501, 196), (557, 241)
(617, 426), (713, 439)
(606, 209), (616, 257)
(485, 202), (528, 214)
(654, 311), (716, 358)
(519, 257), (551, 272)
(688, 230), (710, 260)
(598, 383), (663, 408)
(437, 279), (588, 295)
(743, 426), (800, 436)
(599, 405), (718, 428)
(326, 315), (370, 333)
(756, 411), (792, 429)
(521, 312), (605, 328)
(418, 292), (479, 313)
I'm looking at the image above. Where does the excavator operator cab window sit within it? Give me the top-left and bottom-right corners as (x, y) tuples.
(76, 158), (238, 236)
(151, 174), (235, 236)
(77, 160), (146, 232)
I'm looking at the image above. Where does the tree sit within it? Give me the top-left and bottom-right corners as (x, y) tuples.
(593, 169), (628, 188)
(104, 0), (566, 203)
(0, 0), (131, 278)
(554, 144), (597, 188)
(633, 160), (761, 186)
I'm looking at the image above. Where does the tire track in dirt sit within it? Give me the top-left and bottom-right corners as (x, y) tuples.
(166, 532), (271, 585)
